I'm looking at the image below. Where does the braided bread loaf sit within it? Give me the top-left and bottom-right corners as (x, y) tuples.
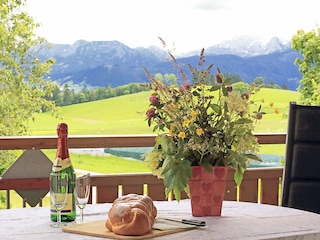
(106, 194), (157, 236)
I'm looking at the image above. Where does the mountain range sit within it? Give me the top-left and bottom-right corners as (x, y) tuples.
(38, 36), (302, 91)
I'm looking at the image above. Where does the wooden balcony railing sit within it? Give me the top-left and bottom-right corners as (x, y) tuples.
(0, 133), (286, 208)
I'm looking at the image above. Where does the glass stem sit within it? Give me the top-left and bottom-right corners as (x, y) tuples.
(80, 208), (84, 222)
(58, 209), (62, 225)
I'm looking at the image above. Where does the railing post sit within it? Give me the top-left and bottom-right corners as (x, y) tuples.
(6, 190), (10, 209)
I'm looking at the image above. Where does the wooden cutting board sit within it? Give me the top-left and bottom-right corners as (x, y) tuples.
(62, 218), (197, 239)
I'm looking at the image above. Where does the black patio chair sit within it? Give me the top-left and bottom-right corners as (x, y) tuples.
(281, 102), (320, 214)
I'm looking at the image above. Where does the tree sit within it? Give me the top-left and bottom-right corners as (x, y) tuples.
(252, 77), (266, 86)
(0, 0), (58, 174)
(231, 82), (250, 93)
(46, 84), (62, 106)
(106, 84), (115, 98)
(62, 84), (73, 105)
(281, 84), (288, 90)
(154, 73), (163, 83)
(223, 73), (243, 84)
(265, 80), (280, 89)
(95, 87), (107, 100)
(292, 26), (320, 105)
(163, 73), (177, 86)
(72, 92), (87, 104)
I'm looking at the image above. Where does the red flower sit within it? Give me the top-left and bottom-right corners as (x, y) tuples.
(255, 113), (263, 120)
(149, 95), (158, 106)
(179, 82), (191, 93)
(242, 92), (249, 100)
(227, 85), (233, 92)
(146, 108), (155, 119)
(215, 73), (223, 83)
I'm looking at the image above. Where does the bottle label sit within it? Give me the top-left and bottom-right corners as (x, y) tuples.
(51, 193), (73, 214)
(52, 157), (72, 172)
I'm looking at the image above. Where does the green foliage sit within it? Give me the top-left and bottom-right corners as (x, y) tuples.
(0, 0), (58, 173)
(62, 84), (73, 106)
(0, 150), (19, 175)
(292, 26), (320, 105)
(253, 77), (266, 86)
(45, 83), (149, 106)
(265, 80), (281, 89)
(223, 73), (244, 84)
(0, 0), (58, 134)
(232, 82), (250, 93)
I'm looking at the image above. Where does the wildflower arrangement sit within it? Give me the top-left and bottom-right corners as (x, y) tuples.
(143, 44), (270, 201)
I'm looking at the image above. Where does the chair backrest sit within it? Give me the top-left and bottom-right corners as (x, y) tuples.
(1, 149), (52, 208)
(281, 102), (320, 214)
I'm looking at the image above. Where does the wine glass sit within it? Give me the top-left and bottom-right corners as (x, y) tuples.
(50, 172), (68, 228)
(75, 173), (90, 223)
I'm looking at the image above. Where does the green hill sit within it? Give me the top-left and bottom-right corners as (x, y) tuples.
(29, 88), (300, 135)
(30, 91), (151, 135)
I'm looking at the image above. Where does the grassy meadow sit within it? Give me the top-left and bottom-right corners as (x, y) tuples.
(29, 88), (300, 135)
(29, 91), (153, 135)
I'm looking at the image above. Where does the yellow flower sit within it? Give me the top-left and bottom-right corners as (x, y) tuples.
(151, 163), (157, 170)
(182, 120), (190, 127)
(178, 132), (186, 139)
(190, 111), (197, 121)
(196, 128), (204, 136)
(275, 108), (280, 114)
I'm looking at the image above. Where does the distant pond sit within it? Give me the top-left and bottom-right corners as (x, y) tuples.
(104, 147), (283, 168)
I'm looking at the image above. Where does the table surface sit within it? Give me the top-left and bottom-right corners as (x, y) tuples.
(1, 199), (320, 240)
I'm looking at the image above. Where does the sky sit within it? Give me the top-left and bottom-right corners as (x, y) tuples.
(24, 0), (320, 53)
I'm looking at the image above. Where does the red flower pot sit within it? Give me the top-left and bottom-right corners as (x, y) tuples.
(188, 166), (228, 216)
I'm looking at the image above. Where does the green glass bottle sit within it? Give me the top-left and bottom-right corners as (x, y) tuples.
(50, 123), (76, 222)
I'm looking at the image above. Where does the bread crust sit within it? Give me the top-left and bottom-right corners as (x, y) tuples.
(106, 194), (157, 236)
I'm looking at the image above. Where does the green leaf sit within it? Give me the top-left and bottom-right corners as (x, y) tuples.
(234, 166), (245, 186)
(160, 156), (173, 175)
(234, 118), (253, 124)
(161, 135), (176, 155)
(223, 78), (231, 85)
(244, 153), (262, 161)
(173, 188), (181, 202)
(235, 155), (248, 169)
(209, 85), (220, 91)
(200, 162), (213, 173)
(165, 188), (171, 199)
(210, 103), (221, 114)
(222, 85), (228, 96)
(192, 91), (200, 97)
(163, 159), (191, 198)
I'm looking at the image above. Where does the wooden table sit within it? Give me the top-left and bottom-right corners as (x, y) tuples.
(1, 199), (320, 240)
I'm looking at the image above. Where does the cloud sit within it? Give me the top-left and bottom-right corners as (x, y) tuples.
(24, 0), (320, 53)
(193, 0), (227, 11)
